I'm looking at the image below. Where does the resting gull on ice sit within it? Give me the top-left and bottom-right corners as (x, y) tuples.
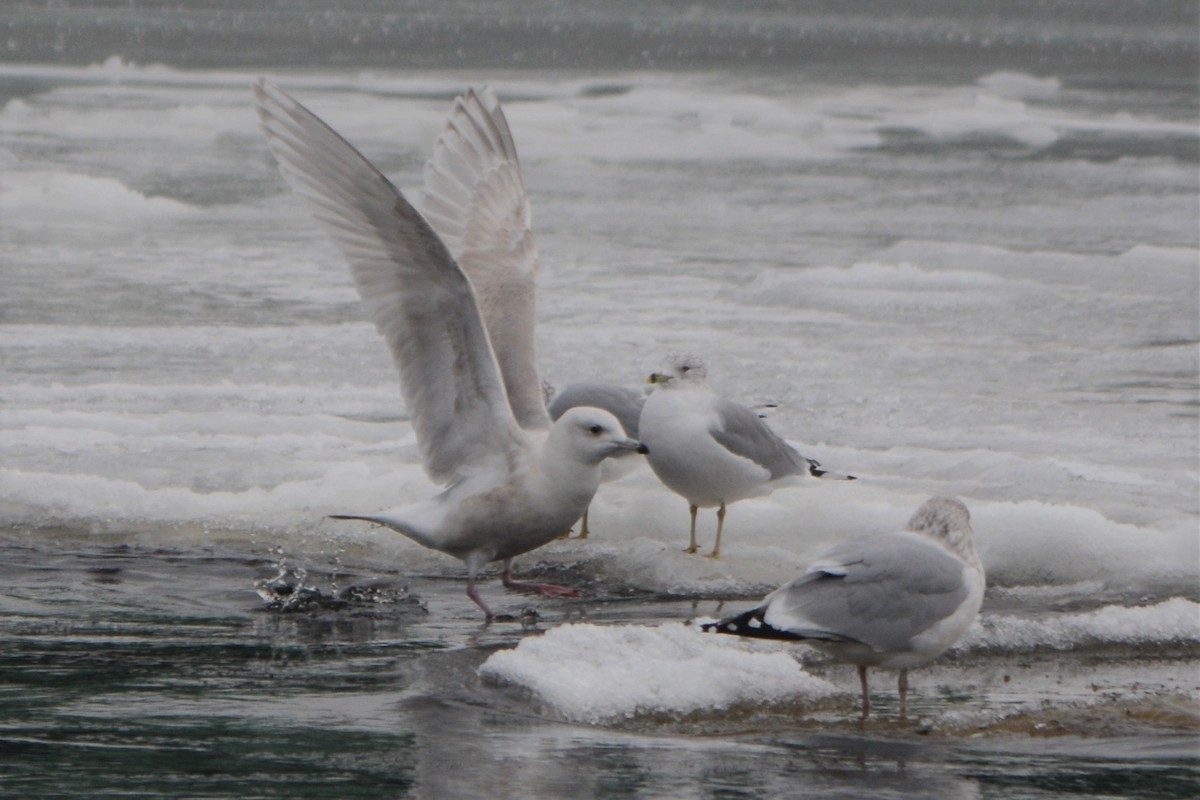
(547, 381), (646, 538)
(254, 81), (644, 618)
(637, 353), (852, 558)
(704, 497), (985, 720)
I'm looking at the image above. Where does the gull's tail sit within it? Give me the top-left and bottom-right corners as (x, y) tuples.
(329, 513), (443, 552)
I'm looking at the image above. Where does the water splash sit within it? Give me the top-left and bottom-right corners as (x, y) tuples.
(253, 549), (425, 614)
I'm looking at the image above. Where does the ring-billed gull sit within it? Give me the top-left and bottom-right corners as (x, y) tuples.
(703, 497), (985, 720)
(254, 81), (645, 618)
(547, 381), (646, 538)
(638, 353), (853, 558)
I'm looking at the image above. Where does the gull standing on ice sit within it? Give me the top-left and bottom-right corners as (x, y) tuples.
(704, 497), (985, 720)
(548, 381), (647, 538)
(254, 81), (644, 618)
(637, 353), (852, 558)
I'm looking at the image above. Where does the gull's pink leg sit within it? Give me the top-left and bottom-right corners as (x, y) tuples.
(465, 565), (494, 620)
(858, 665), (871, 721)
(898, 668), (909, 721)
(501, 559), (580, 598)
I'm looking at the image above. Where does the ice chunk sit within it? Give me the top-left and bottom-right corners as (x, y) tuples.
(958, 598), (1200, 652)
(479, 622), (836, 725)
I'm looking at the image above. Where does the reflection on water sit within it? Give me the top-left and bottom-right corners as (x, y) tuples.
(0, 535), (1195, 799)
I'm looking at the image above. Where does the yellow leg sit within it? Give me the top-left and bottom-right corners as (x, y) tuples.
(707, 502), (726, 559)
(558, 506), (591, 540)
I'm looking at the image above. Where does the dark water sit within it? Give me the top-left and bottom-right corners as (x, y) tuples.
(1, 533), (1196, 798)
(4, 0), (1197, 89)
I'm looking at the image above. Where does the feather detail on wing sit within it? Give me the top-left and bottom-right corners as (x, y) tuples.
(709, 399), (813, 479)
(761, 533), (970, 653)
(254, 80), (527, 483)
(421, 87), (549, 431)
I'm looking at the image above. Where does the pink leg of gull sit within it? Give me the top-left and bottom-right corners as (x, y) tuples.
(858, 665), (872, 721)
(501, 561), (579, 598)
(466, 570), (494, 620)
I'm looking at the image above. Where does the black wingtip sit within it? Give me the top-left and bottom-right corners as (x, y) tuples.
(702, 607), (802, 641)
(809, 464), (856, 480)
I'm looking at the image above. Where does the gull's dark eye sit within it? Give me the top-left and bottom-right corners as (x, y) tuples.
(588, 424), (604, 435)
(680, 365), (691, 373)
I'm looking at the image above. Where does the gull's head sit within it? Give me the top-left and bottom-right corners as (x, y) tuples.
(906, 497), (979, 565)
(646, 353), (708, 389)
(551, 406), (647, 465)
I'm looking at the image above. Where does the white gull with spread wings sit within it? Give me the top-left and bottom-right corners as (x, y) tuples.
(253, 81), (643, 618)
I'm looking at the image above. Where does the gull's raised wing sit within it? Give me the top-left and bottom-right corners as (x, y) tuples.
(422, 87), (550, 431)
(254, 80), (527, 483)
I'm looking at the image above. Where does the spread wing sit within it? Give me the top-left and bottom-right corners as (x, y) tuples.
(253, 79), (527, 483)
(421, 87), (550, 431)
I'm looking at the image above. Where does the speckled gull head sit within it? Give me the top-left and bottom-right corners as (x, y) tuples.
(647, 352), (708, 388)
(906, 496), (980, 568)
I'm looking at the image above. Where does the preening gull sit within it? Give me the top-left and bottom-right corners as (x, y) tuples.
(637, 353), (852, 558)
(547, 381), (646, 538)
(704, 497), (985, 720)
(254, 81), (644, 618)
